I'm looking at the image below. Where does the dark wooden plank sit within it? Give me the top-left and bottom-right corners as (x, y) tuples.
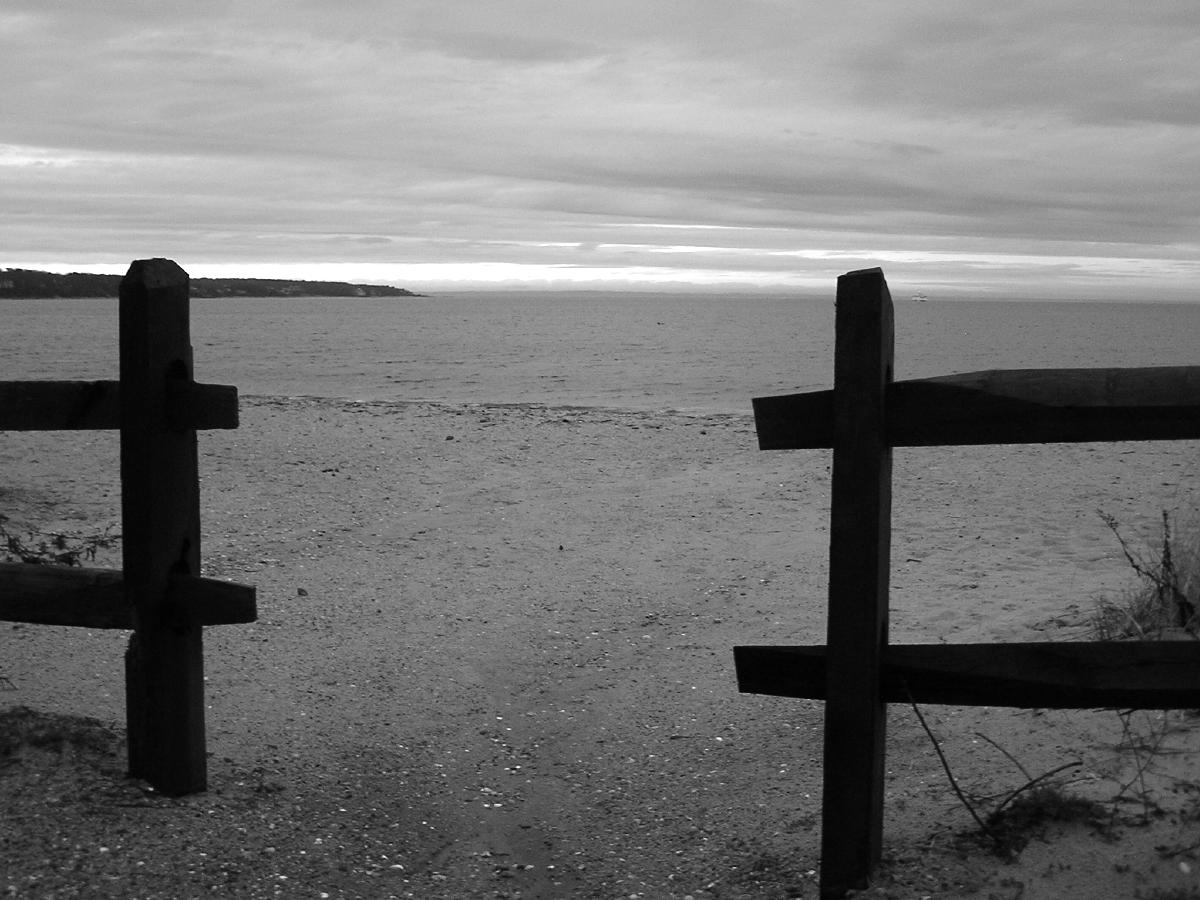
(891, 367), (1200, 446)
(735, 643), (1200, 709)
(0, 564), (129, 628)
(0, 381), (120, 430)
(119, 258), (208, 796)
(821, 267), (893, 898)
(0, 563), (257, 628)
(174, 574), (257, 625)
(0, 380), (238, 431)
(912, 366), (1200, 407)
(166, 381), (239, 430)
(752, 389), (833, 449)
(754, 366), (1200, 449)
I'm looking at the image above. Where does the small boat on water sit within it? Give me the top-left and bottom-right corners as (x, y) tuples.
(911, 291), (927, 302)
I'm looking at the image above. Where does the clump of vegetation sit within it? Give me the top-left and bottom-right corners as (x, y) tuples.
(982, 786), (1107, 857)
(1092, 510), (1199, 640)
(909, 510), (1199, 864)
(1078, 511), (1200, 834)
(0, 514), (118, 566)
(0, 705), (121, 764)
(0, 515), (121, 688)
(909, 699), (1097, 859)
(1108, 707), (1189, 825)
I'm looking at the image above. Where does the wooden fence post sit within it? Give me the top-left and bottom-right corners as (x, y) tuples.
(820, 268), (894, 896)
(120, 258), (207, 795)
(736, 266), (1200, 897)
(1, 257), (252, 796)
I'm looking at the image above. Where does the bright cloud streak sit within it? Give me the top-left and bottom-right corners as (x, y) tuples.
(2, 0), (1199, 298)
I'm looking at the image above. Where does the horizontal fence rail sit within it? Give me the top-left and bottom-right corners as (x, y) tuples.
(735, 642), (1200, 709)
(0, 563), (256, 630)
(0, 380), (238, 431)
(754, 366), (1200, 449)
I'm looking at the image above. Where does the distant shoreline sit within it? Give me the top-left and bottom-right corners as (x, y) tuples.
(0, 268), (424, 299)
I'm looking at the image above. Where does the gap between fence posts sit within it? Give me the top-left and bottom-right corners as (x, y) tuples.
(119, 258), (207, 795)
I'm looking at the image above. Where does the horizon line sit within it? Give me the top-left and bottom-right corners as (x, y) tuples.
(5, 259), (1198, 303)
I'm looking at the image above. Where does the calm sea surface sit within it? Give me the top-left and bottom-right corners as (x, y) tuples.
(3, 292), (1200, 414)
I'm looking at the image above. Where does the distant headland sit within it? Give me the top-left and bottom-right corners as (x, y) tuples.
(0, 268), (424, 299)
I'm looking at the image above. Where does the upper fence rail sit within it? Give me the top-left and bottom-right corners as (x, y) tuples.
(754, 365), (1200, 449)
(0, 378), (238, 431)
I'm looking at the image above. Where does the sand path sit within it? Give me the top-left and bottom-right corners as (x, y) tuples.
(3, 397), (1199, 898)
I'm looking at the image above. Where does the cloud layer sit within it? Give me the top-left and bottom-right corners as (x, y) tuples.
(4, 0), (1199, 297)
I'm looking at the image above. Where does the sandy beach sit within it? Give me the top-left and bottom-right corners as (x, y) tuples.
(3, 395), (1199, 898)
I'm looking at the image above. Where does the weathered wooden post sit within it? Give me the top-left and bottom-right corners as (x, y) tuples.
(120, 258), (207, 794)
(821, 268), (893, 895)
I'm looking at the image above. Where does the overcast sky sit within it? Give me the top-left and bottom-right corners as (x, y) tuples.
(3, 1), (1199, 297)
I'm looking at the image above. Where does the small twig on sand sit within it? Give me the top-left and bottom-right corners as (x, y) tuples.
(1112, 709), (1171, 824)
(975, 731), (1033, 782)
(906, 691), (997, 842)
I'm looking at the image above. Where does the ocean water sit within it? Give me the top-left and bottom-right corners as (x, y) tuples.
(3, 291), (1200, 414)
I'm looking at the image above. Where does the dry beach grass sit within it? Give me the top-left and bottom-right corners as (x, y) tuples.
(2, 396), (1199, 898)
